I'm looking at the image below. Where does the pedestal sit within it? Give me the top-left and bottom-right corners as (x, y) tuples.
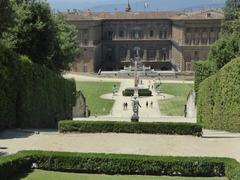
(131, 114), (139, 122)
(133, 87), (139, 98)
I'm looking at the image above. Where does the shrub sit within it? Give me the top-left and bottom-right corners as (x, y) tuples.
(58, 120), (202, 136)
(122, 88), (152, 96)
(0, 153), (32, 180)
(1, 151), (240, 180)
(197, 57), (240, 132)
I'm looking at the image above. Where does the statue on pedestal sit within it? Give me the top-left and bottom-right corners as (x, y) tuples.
(131, 96), (141, 122)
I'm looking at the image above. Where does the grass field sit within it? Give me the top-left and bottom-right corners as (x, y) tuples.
(76, 81), (120, 116)
(157, 83), (194, 116)
(16, 170), (227, 180)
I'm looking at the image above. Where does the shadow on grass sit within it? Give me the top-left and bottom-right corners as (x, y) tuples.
(10, 170), (34, 180)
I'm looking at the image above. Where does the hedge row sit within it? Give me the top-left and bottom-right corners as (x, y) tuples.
(197, 57), (240, 132)
(0, 151), (240, 180)
(0, 47), (76, 129)
(194, 60), (213, 97)
(122, 88), (152, 96)
(0, 44), (18, 129)
(58, 120), (202, 136)
(16, 60), (76, 128)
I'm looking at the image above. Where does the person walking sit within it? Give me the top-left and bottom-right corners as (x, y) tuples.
(146, 101), (149, 108)
(150, 101), (153, 108)
(126, 102), (128, 110)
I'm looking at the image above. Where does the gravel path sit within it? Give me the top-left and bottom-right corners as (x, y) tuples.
(0, 130), (240, 162)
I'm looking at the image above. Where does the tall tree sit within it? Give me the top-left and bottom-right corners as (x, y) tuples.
(7, 0), (56, 66)
(50, 13), (80, 73)
(4, 0), (79, 73)
(222, 0), (240, 34)
(0, 0), (14, 37)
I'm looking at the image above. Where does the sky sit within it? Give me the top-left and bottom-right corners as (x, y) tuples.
(47, 0), (227, 12)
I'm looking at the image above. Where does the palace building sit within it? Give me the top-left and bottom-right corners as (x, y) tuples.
(65, 5), (223, 73)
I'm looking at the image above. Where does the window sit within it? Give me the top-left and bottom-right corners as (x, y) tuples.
(83, 30), (89, 45)
(119, 30), (124, 38)
(160, 31), (167, 39)
(107, 31), (113, 40)
(147, 49), (155, 60)
(194, 51), (199, 60)
(132, 30), (143, 39)
(150, 30), (154, 37)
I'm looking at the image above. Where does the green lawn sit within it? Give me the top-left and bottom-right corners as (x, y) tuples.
(76, 81), (120, 116)
(157, 83), (194, 116)
(16, 170), (227, 180)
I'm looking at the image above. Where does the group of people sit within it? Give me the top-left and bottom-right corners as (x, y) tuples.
(146, 101), (153, 108)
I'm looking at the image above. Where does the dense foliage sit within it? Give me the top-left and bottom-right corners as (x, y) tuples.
(0, 52), (76, 129)
(0, 0), (14, 36)
(208, 33), (240, 71)
(197, 57), (240, 132)
(222, 0), (240, 34)
(122, 88), (152, 96)
(1, 151), (240, 180)
(3, 0), (79, 73)
(16, 60), (76, 128)
(194, 61), (213, 95)
(0, 43), (18, 129)
(0, 0), (78, 129)
(58, 120), (202, 136)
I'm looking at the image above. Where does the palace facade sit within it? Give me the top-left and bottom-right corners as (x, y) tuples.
(65, 8), (223, 72)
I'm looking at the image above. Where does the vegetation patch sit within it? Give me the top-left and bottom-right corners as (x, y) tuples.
(0, 50), (76, 129)
(157, 83), (193, 116)
(76, 81), (120, 116)
(197, 57), (240, 133)
(0, 151), (239, 180)
(15, 169), (228, 180)
(122, 88), (152, 96)
(58, 120), (202, 136)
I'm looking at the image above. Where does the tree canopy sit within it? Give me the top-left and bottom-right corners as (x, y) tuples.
(3, 0), (79, 73)
(0, 0), (14, 37)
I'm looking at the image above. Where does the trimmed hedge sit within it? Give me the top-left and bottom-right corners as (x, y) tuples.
(58, 120), (202, 136)
(194, 60), (213, 97)
(16, 60), (76, 128)
(0, 44), (18, 129)
(197, 57), (240, 132)
(0, 51), (76, 129)
(122, 88), (152, 96)
(0, 150), (240, 180)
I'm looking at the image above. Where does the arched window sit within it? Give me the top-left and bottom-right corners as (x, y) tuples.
(193, 29), (200, 45)
(201, 29), (208, 45)
(119, 30), (124, 38)
(160, 31), (167, 39)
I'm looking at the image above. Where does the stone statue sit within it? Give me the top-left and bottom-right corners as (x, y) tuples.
(131, 96), (141, 122)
